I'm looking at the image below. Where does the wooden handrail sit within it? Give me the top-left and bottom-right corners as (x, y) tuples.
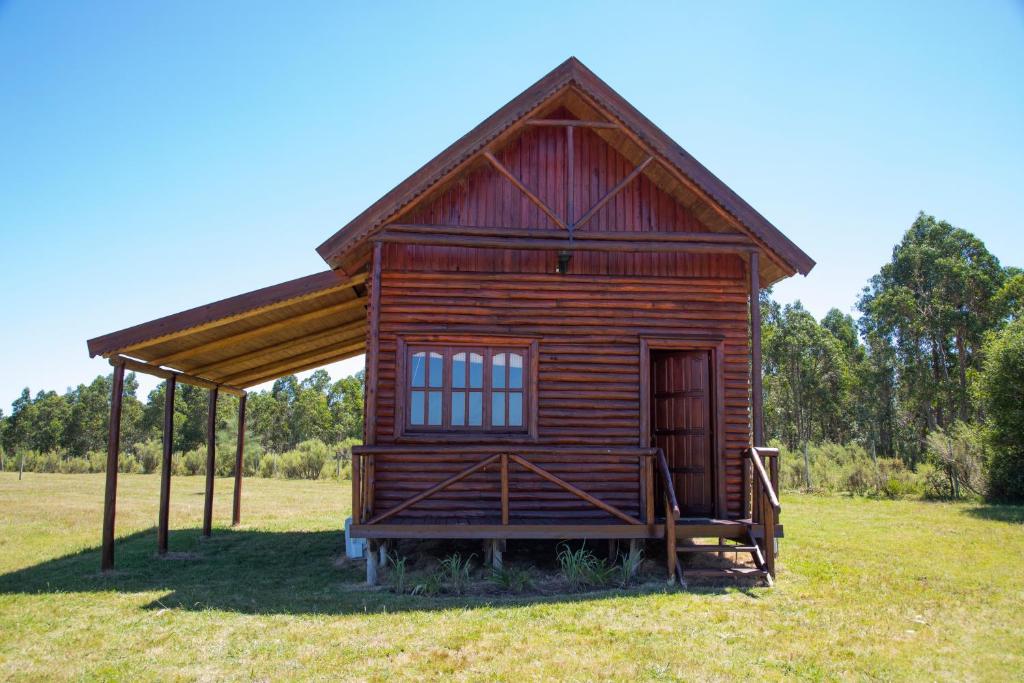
(655, 448), (680, 521)
(747, 447), (781, 514)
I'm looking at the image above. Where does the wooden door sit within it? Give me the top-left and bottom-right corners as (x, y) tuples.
(651, 350), (714, 516)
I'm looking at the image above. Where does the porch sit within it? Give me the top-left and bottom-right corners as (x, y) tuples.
(351, 443), (782, 584)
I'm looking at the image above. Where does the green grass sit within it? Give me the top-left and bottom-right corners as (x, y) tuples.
(1, 472), (1022, 681)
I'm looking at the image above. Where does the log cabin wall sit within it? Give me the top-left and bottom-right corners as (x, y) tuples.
(370, 245), (752, 522)
(363, 116), (754, 525)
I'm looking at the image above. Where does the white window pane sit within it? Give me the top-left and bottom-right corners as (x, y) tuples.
(452, 353), (466, 389)
(411, 352), (426, 387)
(493, 353), (506, 389)
(468, 391), (483, 426)
(410, 390), (425, 425)
(451, 391), (465, 426)
(509, 392), (523, 426)
(469, 353), (483, 388)
(492, 392), (505, 426)
(429, 352), (443, 388)
(428, 391), (442, 425)
(509, 353), (523, 389)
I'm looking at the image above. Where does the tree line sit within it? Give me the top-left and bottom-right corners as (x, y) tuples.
(1, 212), (1021, 500)
(0, 370), (364, 479)
(763, 213), (1022, 501)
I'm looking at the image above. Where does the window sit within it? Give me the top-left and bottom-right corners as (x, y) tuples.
(403, 343), (532, 434)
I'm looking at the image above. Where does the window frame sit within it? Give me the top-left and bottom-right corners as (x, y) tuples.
(395, 335), (538, 441)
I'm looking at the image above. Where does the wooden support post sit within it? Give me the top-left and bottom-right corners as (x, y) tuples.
(608, 539), (619, 561)
(352, 453), (362, 524)
(366, 540), (379, 586)
(491, 539), (504, 571)
(364, 241), (382, 446)
(378, 541), (389, 569)
(665, 497), (676, 584)
(157, 375), (176, 555)
(202, 387), (219, 537)
(500, 453), (509, 526)
(628, 539), (641, 578)
(100, 361), (125, 572)
(232, 393), (246, 527)
(750, 251), (764, 448)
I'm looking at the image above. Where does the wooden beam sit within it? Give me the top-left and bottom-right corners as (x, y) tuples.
(385, 223), (753, 244)
(525, 118), (619, 129)
(100, 361), (125, 572)
(353, 523), (653, 540)
(232, 393), (246, 527)
(574, 156), (654, 231)
(365, 242), (382, 445)
(107, 355), (246, 397)
(377, 230), (755, 255)
(750, 251), (764, 447)
(157, 375), (176, 555)
(566, 126), (575, 226)
(89, 270), (366, 357)
(483, 151), (567, 230)
(236, 346), (366, 389)
(188, 320), (367, 377)
(202, 387), (218, 537)
(146, 296), (367, 367)
(217, 338), (367, 386)
(500, 453), (510, 526)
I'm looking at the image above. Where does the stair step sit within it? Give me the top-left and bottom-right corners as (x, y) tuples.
(683, 567), (768, 578)
(677, 544), (757, 553)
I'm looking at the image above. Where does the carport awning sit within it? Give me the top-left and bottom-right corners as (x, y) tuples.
(87, 270), (368, 392)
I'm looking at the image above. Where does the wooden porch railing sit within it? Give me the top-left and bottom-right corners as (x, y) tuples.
(352, 445), (657, 528)
(655, 447), (682, 582)
(745, 446), (781, 579)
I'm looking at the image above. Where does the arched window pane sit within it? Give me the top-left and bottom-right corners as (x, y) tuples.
(469, 353), (483, 388)
(509, 353), (523, 389)
(410, 352), (426, 387)
(492, 353), (506, 389)
(452, 353), (466, 389)
(428, 352), (443, 388)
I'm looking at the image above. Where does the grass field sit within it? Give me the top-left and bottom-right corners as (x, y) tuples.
(0, 473), (1022, 681)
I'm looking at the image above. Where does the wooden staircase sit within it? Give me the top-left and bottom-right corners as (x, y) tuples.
(657, 447), (781, 587)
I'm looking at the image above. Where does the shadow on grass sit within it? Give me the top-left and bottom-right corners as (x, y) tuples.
(0, 528), (754, 614)
(961, 504), (1024, 525)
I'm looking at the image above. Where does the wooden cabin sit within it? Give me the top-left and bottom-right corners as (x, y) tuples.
(87, 58), (812, 586)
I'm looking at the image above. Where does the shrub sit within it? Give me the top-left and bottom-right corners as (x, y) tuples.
(59, 457), (90, 474)
(87, 450), (106, 473)
(388, 552), (408, 594)
(279, 439), (331, 479)
(132, 439), (162, 474)
(181, 447), (206, 475)
(259, 454), (281, 478)
(925, 423), (985, 499)
(616, 544), (644, 587)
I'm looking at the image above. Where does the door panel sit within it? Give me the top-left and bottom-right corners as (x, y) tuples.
(651, 350), (714, 516)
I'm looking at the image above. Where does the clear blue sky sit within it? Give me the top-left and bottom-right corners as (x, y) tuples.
(1, 1), (1021, 405)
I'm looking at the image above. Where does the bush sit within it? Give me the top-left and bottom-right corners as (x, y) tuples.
(259, 454), (281, 478)
(279, 439), (331, 479)
(87, 450), (106, 473)
(118, 454), (141, 474)
(557, 544), (615, 591)
(924, 423), (985, 499)
(132, 439), (162, 474)
(59, 457), (90, 474)
(181, 447), (206, 475)
(777, 442), (922, 498)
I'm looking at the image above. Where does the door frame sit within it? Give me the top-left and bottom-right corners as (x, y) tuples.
(639, 335), (728, 518)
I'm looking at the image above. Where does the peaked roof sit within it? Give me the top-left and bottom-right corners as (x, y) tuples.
(316, 57), (814, 283)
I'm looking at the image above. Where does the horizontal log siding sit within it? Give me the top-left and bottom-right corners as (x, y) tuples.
(371, 246), (751, 522)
